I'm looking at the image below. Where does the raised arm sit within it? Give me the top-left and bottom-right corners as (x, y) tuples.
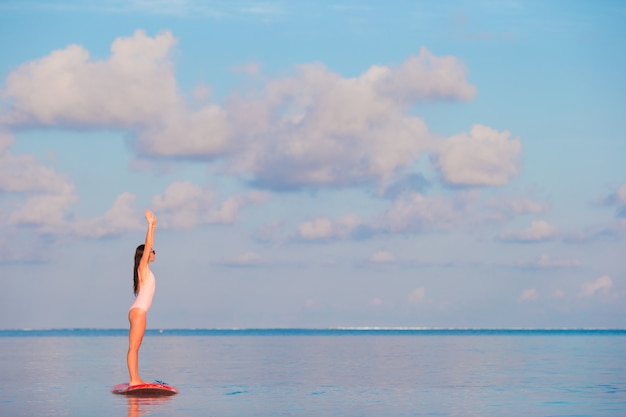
(138, 209), (157, 276)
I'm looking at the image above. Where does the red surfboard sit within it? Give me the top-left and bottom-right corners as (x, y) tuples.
(112, 381), (178, 396)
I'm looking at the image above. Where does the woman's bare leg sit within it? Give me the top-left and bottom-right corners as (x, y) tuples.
(127, 308), (147, 386)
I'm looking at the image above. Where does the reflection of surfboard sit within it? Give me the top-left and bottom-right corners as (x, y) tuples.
(112, 381), (178, 396)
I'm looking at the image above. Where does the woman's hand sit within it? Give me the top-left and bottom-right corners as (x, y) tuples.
(145, 209), (157, 227)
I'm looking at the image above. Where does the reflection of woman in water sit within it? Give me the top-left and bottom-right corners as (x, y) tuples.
(127, 209), (157, 386)
(125, 396), (172, 417)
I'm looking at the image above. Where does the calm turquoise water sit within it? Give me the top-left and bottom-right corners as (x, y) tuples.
(0, 329), (624, 416)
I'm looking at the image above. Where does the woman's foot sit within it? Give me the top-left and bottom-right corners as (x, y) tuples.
(129, 379), (147, 386)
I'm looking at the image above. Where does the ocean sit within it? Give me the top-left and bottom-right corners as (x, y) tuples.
(0, 329), (624, 417)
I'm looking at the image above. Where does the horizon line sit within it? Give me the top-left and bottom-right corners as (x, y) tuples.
(2, 327), (625, 332)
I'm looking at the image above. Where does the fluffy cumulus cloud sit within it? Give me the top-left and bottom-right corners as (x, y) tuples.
(220, 47), (477, 190)
(0, 132), (73, 197)
(1, 32), (484, 191)
(151, 181), (269, 229)
(295, 190), (549, 242)
(298, 192), (441, 241)
(2, 168), (267, 239)
(9, 189), (141, 239)
(375, 47), (477, 103)
(498, 220), (558, 243)
(2, 30), (180, 128)
(224, 63), (431, 189)
(484, 195), (546, 217)
(72, 182), (267, 237)
(435, 124), (521, 186)
(373, 192), (462, 234)
(73, 193), (142, 238)
(135, 103), (232, 158)
(298, 214), (362, 240)
(9, 186), (79, 232)
(580, 275), (613, 298)
(0, 152), (75, 196)
(374, 191), (548, 236)
(0, 132), (79, 233)
(1, 31), (534, 246)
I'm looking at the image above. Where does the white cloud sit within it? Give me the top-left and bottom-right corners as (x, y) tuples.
(1, 32), (483, 192)
(298, 217), (332, 240)
(151, 181), (269, 230)
(151, 181), (216, 229)
(470, 195), (547, 225)
(296, 191), (549, 241)
(373, 192), (462, 234)
(3, 173), (268, 241)
(580, 276), (613, 298)
(485, 195), (546, 216)
(225, 62), (433, 189)
(375, 47), (477, 103)
(2, 30), (180, 128)
(298, 214), (361, 240)
(10, 188), (144, 240)
(209, 191), (269, 224)
(499, 220), (558, 242)
(152, 181), (211, 211)
(135, 104), (232, 157)
(73, 192), (142, 238)
(435, 124), (521, 186)
(518, 288), (538, 302)
(2, 34), (472, 190)
(0, 144), (74, 195)
(0, 134), (140, 238)
(9, 185), (79, 231)
(141, 47), (474, 190)
(191, 82), (213, 103)
(1, 138), (79, 233)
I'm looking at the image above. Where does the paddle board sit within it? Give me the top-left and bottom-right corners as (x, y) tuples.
(111, 381), (178, 396)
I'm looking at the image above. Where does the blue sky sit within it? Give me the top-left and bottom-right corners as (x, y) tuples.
(0, 0), (624, 329)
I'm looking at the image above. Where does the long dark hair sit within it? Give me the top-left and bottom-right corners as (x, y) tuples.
(133, 244), (145, 296)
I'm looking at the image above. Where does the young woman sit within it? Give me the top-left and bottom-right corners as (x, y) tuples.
(127, 209), (157, 386)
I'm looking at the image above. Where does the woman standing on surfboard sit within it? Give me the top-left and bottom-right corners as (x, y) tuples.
(127, 209), (157, 386)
